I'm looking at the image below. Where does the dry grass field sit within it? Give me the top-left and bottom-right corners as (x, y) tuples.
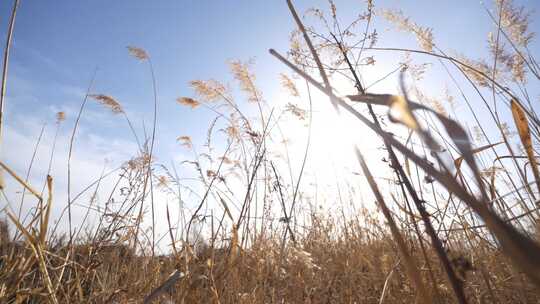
(1, 0), (540, 303)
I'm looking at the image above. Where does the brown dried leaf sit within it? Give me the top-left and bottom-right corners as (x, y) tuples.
(511, 99), (540, 193)
(348, 93), (419, 129)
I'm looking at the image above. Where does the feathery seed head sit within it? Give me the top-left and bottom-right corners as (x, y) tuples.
(280, 73), (299, 97)
(89, 94), (124, 114)
(127, 46), (149, 60)
(229, 60), (261, 103)
(189, 79), (228, 103)
(177, 136), (193, 149)
(382, 10), (435, 52)
(177, 97), (200, 109)
(56, 111), (66, 123)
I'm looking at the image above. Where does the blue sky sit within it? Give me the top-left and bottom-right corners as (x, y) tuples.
(1, 0), (539, 241)
(1, 0), (537, 143)
(2, 0), (538, 145)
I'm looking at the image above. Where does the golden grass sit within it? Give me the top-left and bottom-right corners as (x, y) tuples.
(2, 0), (540, 303)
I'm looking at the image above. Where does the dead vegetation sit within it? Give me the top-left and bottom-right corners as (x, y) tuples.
(1, 0), (540, 303)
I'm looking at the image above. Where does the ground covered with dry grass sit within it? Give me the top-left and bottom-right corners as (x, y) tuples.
(2, 216), (540, 303)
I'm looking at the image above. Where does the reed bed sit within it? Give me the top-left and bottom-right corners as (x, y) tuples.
(1, 0), (540, 303)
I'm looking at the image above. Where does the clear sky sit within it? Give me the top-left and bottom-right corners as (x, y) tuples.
(2, 0), (538, 150)
(1, 0), (539, 243)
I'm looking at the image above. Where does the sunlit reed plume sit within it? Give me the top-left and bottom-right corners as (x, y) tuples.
(89, 94), (124, 114)
(279, 73), (299, 97)
(189, 79), (229, 103)
(127, 46), (149, 61)
(381, 9), (435, 52)
(176, 97), (200, 109)
(55, 111), (65, 123)
(229, 60), (261, 103)
(177, 135), (192, 149)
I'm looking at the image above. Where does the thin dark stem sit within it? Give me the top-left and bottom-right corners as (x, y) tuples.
(333, 38), (467, 304)
(67, 67), (98, 243)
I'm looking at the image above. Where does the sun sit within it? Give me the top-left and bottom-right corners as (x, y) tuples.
(272, 76), (386, 202)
